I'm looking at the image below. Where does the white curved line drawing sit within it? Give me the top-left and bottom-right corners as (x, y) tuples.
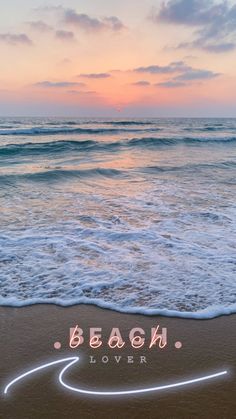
(4, 356), (228, 397)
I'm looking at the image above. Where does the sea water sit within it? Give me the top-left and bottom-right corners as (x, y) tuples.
(0, 117), (235, 318)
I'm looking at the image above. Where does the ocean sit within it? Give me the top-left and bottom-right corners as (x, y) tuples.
(0, 117), (235, 318)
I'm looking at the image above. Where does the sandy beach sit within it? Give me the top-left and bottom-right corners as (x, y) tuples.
(1, 305), (235, 419)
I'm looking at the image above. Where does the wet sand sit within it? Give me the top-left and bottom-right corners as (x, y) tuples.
(0, 305), (236, 419)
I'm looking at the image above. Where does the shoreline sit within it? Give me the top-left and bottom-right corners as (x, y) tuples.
(1, 299), (236, 320)
(1, 304), (236, 418)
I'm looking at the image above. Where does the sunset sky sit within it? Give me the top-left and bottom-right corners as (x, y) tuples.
(0, 0), (236, 116)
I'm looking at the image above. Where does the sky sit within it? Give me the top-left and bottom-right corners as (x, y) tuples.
(0, 0), (236, 117)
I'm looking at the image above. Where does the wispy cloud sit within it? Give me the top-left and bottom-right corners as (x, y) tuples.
(63, 8), (125, 32)
(55, 30), (75, 41)
(157, 68), (219, 88)
(135, 60), (220, 88)
(79, 73), (111, 79)
(102, 16), (125, 31)
(27, 20), (75, 42)
(178, 40), (236, 53)
(0, 33), (32, 46)
(174, 68), (220, 81)
(153, 0), (215, 26)
(27, 21), (53, 32)
(151, 0), (236, 53)
(132, 80), (151, 86)
(33, 81), (86, 88)
(134, 61), (190, 74)
(33, 6), (125, 33)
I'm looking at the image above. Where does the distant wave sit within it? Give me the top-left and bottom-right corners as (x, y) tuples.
(0, 167), (124, 184)
(42, 120), (156, 127)
(141, 160), (236, 174)
(1, 136), (236, 159)
(128, 136), (236, 147)
(1, 160), (234, 186)
(0, 126), (124, 136)
(184, 125), (233, 132)
(0, 126), (160, 136)
(0, 140), (101, 157)
(99, 120), (156, 126)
